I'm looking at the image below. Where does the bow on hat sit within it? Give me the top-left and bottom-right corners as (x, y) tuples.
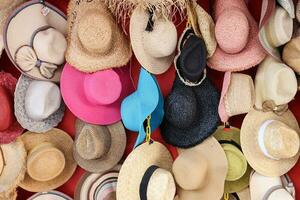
(255, 100), (288, 116)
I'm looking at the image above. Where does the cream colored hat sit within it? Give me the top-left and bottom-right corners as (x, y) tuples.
(255, 56), (297, 113)
(283, 37), (300, 74)
(19, 129), (77, 192)
(173, 136), (228, 200)
(130, 6), (177, 74)
(241, 108), (300, 177)
(117, 141), (175, 200)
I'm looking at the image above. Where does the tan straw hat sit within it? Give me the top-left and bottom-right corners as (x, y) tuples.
(283, 37), (300, 75)
(241, 108), (300, 177)
(66, 0), (132, 73)
(73, 119), (126, 173)
(173, 136), (228, 200)
(19, 128), (77, 192)
(116, 141), (175, 200)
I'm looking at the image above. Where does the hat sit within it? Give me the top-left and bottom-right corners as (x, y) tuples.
(0, 72), (24, 144)
(121, 68), (164, 147)
(241, 108), (300, 177)
(283, 37), (300, 74)
(207, 0), (266, 72)
(73, 119), (126, 173)
(75, 165), (121, 200)
(255, 56), (297, 113)
(130, 6), (177, 74)
(161, 76), (220, 148)
(173, 136), (228, 200)
(66, 0), (131, 73)
(3, 0), (67, 82)
(219, 72), (255, 123)
(213, 126), (251, 193)
(19, 128), (77, 192)
(14, 75), (65, 133)
(250, 172), (295, 200)
(117, 141), (175, 200)
(28, 191), (73, 200)
(61, 63), (133, 125)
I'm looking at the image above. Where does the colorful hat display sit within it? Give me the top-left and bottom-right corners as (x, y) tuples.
(3, 0), (67, 82)
(121, 68), (164, 147)
(219, 72), (255, 123)
(28, 191), (73, 200)
(19, 129), (77, 192)
(117, 142), (175, 200)
(61, 63), (133, 125)
(14, 75), (65, 133)
(283, 37), (300, 74)
(173, 136), (228, 200)
(66, 0), (131, 73)
(207, 0), (266, 72)
(241, 108), (300, 177)
(73, 119), (126, 173)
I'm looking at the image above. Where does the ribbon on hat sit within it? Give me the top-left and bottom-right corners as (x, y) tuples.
(258, 100), (289, 116)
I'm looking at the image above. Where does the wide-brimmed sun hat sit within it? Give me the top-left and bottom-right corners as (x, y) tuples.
(19, 128), (77, 192)
(73, 119), (126, 173)
(207, 0), (266, 72)
(66, 0), (131, 73)
(28, 190), (73, 200)
(3, 0), (67, 82)
(283, 37), (300, 74)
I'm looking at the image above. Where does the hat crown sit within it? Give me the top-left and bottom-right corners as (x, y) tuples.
(0, 85), (13, 131)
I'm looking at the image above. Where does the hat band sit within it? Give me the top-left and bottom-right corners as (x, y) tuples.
(262, 185), (284, 200)
(219, 140), (242, 151)
(139, 165), (159, 200)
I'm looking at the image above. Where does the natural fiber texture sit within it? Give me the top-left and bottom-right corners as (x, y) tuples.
(283, 37), (300, 74)
(14, 75), (65, 133)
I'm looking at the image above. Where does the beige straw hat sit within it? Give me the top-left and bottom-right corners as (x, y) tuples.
(241, 108), (300, 177)
(73, 119), (126, 173)
(283, 37), (300, 75)
(19, 128), (77, 192)
(116, 141), (175, 200)
(66, 0), (132, 73)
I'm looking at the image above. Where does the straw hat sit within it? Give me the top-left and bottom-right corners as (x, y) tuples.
(207, 0), (266, 72)
(121, 68), (164, 147)
(66, 0), (131, 73)
(19, 129), (77, 192)
(73, 119), (126, 173)
(283, 37), (300, 74)
(117, 141), (175, 200)
(28, 191), (73, 200)
(219, 72), (255, 123)
(255, 56), (297, 112)
(130, 6), (177, 74)
(14, 75), (65, 133)
(3, 0), (67, 82)
(173, 136), (228, 200)
(241, 108), (300, 177)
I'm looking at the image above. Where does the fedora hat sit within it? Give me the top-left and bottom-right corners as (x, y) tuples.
(213, 126), (251, 193)
(130, 6), (177, 74)
(73, 119), (126, 173)
(121, 68), (164, 147)
(19, 128), (77, 192)
(255, 56), (297, 114)
(3, 0), (67, 82)
(241, 108), (300, 177)
(219, 72), (255, 123)
(61, 63), (133, 125)
(14, 75), (65, 133)
(283, 37), (300, 74)
(173, 136), (228, 200)
(66, 0), (131, 73)
(207, 0), (266, 72)
(117, 141), (175, 200)
(28, 191), (72, 200)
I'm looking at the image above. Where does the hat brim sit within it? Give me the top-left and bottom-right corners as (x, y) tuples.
(28, 190), (72, 200)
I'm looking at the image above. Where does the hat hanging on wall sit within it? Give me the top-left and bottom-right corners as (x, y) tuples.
(283, 37), (300, 75)
(27, 190), (73, 200)
(3, 0), (67, 82)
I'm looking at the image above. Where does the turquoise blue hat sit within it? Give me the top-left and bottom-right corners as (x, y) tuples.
(121, 68), (164, 148)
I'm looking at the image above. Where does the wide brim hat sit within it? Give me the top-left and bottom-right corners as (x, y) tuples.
(14, 75), (65, 133)
(19, 128), (77, 192)
(73, 120), (126, 173)
(241, 109), (300, 177)
(3, 0), (67, 82)
(28, 190), (73, 200)
(66, 0), (131, 73)
(207, 0), (266, 72)
(0, 72), (24, 144)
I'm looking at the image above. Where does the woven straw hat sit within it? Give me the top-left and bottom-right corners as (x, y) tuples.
(28, 190), (73, 200)
(283, 37), (300, 74)
(73, 119), (126, 173)
(66, 0), (131, 73)
(19, 129), (77, 192)
(241, 108), (300, 177)
(117, 141), (175, 200)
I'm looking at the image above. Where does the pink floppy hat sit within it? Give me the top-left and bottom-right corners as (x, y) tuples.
(207, 0), (266, 72)
(61, 63), (134, 125)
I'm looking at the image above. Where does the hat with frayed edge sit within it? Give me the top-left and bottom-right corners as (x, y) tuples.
(28, 190), (73, 200)
(283, 36), (300, 74)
